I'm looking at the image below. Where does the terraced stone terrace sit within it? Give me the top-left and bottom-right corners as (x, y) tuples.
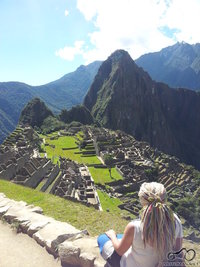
(1, 125), (200, 234)
(0, 127), (103, 210)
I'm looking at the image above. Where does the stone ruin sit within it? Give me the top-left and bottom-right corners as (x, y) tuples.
(0, 124), (197, 217)
(51, 157), (100, 209)
(0, 126), (101, 210)
(3, 125), (35, 148)
(82, 126), (195, 216)
(0, 142), (59, 190)
(0, 126), (60, 190)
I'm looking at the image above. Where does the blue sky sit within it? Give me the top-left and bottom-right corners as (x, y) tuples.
(0, 0), (200, 85)
(0, 0), (94, 85)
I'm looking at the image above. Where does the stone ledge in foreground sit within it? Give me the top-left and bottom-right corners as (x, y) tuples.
(0, 193), (106, 267)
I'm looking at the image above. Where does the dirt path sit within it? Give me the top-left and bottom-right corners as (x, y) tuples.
(0, 221), (62, 267)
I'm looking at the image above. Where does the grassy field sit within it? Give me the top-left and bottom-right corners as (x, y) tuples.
(97, 190), (122, 213)
(42, 135), (101, 165)
(0, 179), (127, 236)
(89, 167), (122, 184)
(41, 133), (123, 186)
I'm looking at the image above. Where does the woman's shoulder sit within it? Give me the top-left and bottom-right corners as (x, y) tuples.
(174, 213), (181, 223)
(174, 213), (182, 228)
(173, 213), (183, 238)
(129, 218), (142, 230)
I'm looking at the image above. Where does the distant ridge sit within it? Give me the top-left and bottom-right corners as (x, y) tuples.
(136, 42), (200, 90)
(84, 49), (200, 170)
(0, 61), (102, 143)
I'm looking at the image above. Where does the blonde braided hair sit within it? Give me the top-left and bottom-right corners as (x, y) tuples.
(138, 182), (175, 260)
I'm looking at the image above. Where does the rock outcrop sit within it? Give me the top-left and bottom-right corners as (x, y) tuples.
(19, 98), (53, 128)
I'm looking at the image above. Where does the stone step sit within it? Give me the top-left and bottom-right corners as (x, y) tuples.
(158, 175), (168, 183)
(165, 181), (175, 191)
(164, 177), (174, 187)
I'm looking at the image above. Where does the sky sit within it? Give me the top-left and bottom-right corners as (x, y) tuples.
(0, 0), (200, 86)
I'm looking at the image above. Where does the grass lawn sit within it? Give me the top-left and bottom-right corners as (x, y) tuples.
(89, 167), (122, 185)
(0, 179), (127, 236)
(43, 135), (100, 165)
(42, 133), (123, 184)
(97, 190), (122, 213)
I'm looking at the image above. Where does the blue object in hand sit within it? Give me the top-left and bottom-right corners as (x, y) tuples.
(97, 233), (123, 254)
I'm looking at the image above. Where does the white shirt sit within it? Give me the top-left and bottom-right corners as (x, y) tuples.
(120, 214), (183, 267)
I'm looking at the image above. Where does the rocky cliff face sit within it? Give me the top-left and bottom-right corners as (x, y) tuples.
(84, 50), (200, 169)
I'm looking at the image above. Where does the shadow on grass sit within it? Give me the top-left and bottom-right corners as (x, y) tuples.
(81, 155), (97, 157)
(62, 146), (78, 150)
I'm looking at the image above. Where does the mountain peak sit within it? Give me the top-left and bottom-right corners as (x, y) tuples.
(106, 49), (135, 67)
(84, 49), (147, 112)
(109, 49), (131, 59)
(84, 48), (153, 117)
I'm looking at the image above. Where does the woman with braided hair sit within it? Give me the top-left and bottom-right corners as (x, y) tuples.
(97, 182), (184, 267)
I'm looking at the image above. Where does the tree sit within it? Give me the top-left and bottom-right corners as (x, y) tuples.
(104, 154), (114, 178)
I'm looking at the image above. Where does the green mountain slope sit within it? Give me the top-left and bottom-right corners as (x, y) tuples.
(0, 61), (101, 143)
(33, 61), (102, 112)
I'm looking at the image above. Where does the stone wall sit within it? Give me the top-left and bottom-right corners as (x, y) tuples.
(51, 158), (101, 209)
(0, 163), (16, 180)
(0, 193), (105, 267)
(0, 149), (15, 164)
(25, 160), (53, 188)
(40, 165), (60, 192)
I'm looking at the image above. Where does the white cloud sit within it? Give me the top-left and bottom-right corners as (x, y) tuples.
(161, 0), (200, 44)
(76, 0), (98, 21)
(75, 0), (174, 63)
(74, 0), (200, 63)
(64, 9), (69, 16)
(55, 41), (84, 61)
